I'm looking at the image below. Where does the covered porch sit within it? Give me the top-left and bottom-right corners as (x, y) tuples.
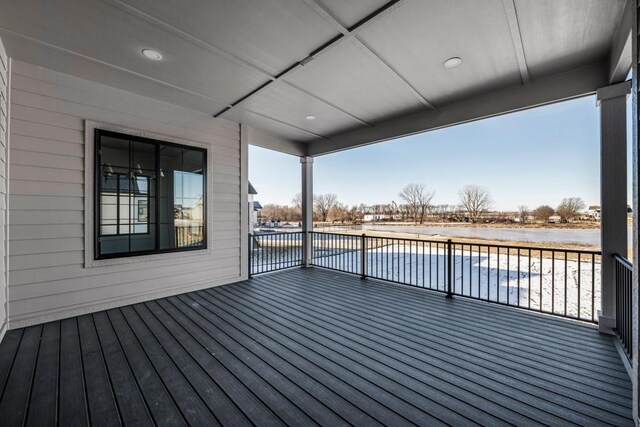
(0, 0), (637, 425)
(0, 267), (633, 426)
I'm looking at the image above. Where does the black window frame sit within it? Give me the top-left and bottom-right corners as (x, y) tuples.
(94, 129), (208, 260)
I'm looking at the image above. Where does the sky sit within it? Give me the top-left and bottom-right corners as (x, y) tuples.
(249, 94), (633, 212)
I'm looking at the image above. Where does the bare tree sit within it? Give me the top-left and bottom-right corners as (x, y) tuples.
(556, 197), (586, 221)
(399, 184), (435, 224)
(328, 203), (350, 223)
(261, 204), (302, 223)
(292, 193), (302, 209)
(459, 185), (492, 222)
(517, 205), (530, 224)
(532, 205), (555, 222)
(314, 193), (338, 222)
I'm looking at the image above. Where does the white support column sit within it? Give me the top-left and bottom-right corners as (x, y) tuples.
(597, 80), (632, 333)
(301, 156), (313, 267)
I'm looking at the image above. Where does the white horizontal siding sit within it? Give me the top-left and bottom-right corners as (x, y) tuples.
(7, 60), (245, 328)
(0, 36), (7, 340)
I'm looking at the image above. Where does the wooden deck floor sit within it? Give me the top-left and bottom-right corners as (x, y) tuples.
(0, 267), (632, 426)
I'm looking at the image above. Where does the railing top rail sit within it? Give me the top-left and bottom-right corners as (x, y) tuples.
(310, 230), (601, 255)
(310, 231), (362, 238)
(253, 231), (303, 236)
(613, 253), (633, 269)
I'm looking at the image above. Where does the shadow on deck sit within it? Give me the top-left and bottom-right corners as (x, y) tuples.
(0, 267), (632, 426)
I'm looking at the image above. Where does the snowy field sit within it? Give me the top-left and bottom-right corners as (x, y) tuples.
(251, 241), (601, 321)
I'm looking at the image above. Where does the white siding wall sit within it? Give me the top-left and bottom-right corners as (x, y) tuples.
(7, 60), (246, 328)
(0, 37), (8, 340)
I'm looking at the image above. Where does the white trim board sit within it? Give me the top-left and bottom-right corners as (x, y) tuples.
(83, 120), (214, 268)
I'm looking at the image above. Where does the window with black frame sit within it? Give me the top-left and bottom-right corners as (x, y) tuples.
(95, 129), (206, 259)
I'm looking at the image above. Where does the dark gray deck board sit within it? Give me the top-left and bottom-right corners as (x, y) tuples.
(0, 325), (41, 426)
(26, 322), (60, 427)
(58, 318), (89, 426)
(0, 329), (23, 401)
(77, 314), (121, 427)
(0, 267), (634, 426)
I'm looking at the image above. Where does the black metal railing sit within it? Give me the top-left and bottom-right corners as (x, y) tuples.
(249, 232), (303, 276)
(310, 232), (601, 322)
(614, 254), (633, 360)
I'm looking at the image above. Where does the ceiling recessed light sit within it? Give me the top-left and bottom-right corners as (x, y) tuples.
(443, 57), (462, 68)
(142, 49), (163, 61)
(305, 115), (316, 120)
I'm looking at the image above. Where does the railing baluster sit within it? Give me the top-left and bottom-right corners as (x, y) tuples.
(591, 253), (595, 321)
(497, 247), (500, 303)
(613, 254), (632, 360)
(446, 239), (453, 298)
(487, 246), (491, 301)
(517, 248), (520, 307)
(577, 253), (581, 319)
(528, 249), (531, 309)
(469, 244), (472, 297)
(564, 251), (568, 317)
(361, 233), (367, 279)
(507, 248), (511, 305)
(551, 250), (555, 314)
(477, 245), (481, 299)
(540, 250), (543, 312)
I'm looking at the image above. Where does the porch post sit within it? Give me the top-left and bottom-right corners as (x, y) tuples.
(597, 80), (631, 334)
(301, 156), (313, 267)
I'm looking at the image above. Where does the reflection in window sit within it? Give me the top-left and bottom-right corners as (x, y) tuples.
(95, 129), (206, 259)
(159, 146), (206, 250)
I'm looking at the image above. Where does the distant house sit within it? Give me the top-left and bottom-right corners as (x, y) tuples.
(364, 213), (389, 222)
(548, 215), (563, 224)
(588, 205), (601, 219)
(248, 181), (261, 233)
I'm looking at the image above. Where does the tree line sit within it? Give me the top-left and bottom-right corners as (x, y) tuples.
(258, 185), (589, 225)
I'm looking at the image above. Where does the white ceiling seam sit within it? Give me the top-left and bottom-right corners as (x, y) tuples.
(502, 0), (530, 84)
(213, 0), (407, 119)
(302, 0), (436, 110)
(278, 81), (374, 127)
(241, 108), (329, 140)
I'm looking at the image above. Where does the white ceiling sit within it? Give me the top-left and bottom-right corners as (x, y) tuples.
(0, 0), (629, 153)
